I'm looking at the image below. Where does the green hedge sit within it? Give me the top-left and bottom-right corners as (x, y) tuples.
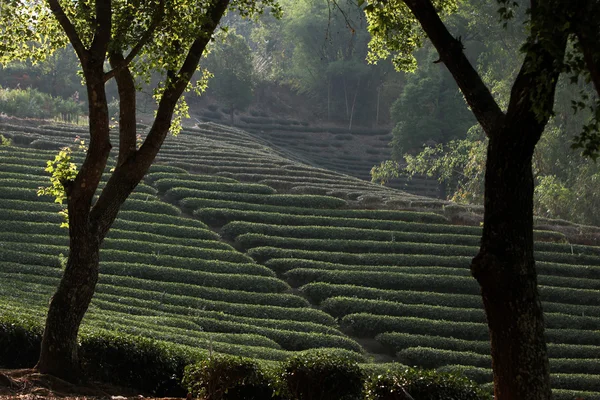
(86, 312), (282, 350)
(544, 312), (600, 330)
(163, 181), (275, 197)
(342, 313), (600, 345)
(299, 282), (483, 308)
(377, 332), (600, 360)
(284, 268), (478, 294)
(98, 262), (288, 293)
(538, 261), (600, 280)
(103, 237), (234, 256)
(539, 285), (600, 307)
(364, 366), (490, 400)
(0, 208), (63, 223)
(183, 354), (284, 400)
(95, 282), (337, 336)
(195, 207), (451, 230)
(183, 195), (348, 215)
(102, 255), (271, 276)
(396, 347), (491, 369)
(86, 300), (352, 360)
(116, 210), (209, 228)
(106, 228), (221, 246)
(341, 313), (488, 340)
(550, 358), (600, 375)
(147, 164), (189, 174)
(0, 310), (204, 395)
(266, 258), (468, 276)
(0, 311), (43, 368)
(156, 179), (275, 195)
(125, 192), (159, 201)
(132, 183), (159, 195)
(536, 241), (600, 257)
(79, 329), (200, 395)
(144, 172), (237, 185)
(247, 247), (471, 267)
(190, 310), (342, 336)
(283, 349), (364, 400)
(1, 241), (67, 257)
(435, 365), (492, 384)
(321, 297), (486, 323)
(0, 178), (47, 189)
(553, 389), (600, 400)
(0, 232), (68, 247)
(551, 374), (600, 391)
(101, 245), (252, 264)
(232, 173), (361, 186)
(95, 283), (334, 327)
(535, 251), (600, 267)
(377, 333), (490, 356)
(1, 156), (48, 168)
(120, 199), (181, 216)
(221, 221), (479, 246)
(0, 186), (47, 201)
(176, 316), (362, 353)
(235, 233), (478, 257)
(112, 219), (214, 239)
(98, 273), (308, 308)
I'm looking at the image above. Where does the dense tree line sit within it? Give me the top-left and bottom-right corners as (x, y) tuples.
(373, 0), (600, 226)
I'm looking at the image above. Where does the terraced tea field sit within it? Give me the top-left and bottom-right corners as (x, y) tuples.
(1, 121), (599, 399)
(196, 111), (440, 197)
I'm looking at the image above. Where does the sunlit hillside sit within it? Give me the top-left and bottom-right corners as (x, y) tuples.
(1, 121), (599, 399)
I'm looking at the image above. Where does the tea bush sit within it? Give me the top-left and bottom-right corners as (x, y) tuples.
(364, 366), (490, 400)
(282, 349), (364, 400)
(183, 354), (284, 400)
(299, 282), (482, 307)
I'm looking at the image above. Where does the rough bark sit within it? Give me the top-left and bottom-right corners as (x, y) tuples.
(471, 124), (550, 400)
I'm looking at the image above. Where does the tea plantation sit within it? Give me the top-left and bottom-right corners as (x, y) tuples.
(0, 121), (599, 399)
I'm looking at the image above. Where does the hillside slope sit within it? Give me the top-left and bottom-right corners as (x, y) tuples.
(0, 121), (599, 399)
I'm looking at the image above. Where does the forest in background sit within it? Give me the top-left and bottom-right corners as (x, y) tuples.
(0, 0), (598, 226)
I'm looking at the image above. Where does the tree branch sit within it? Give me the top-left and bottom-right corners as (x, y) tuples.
(109, 50), (138, 165)
(89, 0), (112, 59)
(47, 0), (88, 62)
(402, 0), (505, 135)
(139, 0), (231, 161)
(90, 0), (231, 238)
(104, 0), (166, 83)
(503, 1), (569, 149)
(573, 3), (600, 97)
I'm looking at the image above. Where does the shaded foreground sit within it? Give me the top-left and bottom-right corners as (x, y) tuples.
(0, 369), (183, 400)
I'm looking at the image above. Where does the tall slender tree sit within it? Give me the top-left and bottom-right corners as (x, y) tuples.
(0, 0), (279, 381)
(362, 0), (600, 399)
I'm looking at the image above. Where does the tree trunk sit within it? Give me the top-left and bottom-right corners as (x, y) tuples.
(35, 230), (101, 382)
(471, 123), (551, 400)
(31, 0), (232, 385)
(35, 58), (113, 381)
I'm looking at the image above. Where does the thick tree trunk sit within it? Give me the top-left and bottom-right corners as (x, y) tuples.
(35, 230), (101, 382)
(35, 62), (113, 382)
(471, 125), (551, 400)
